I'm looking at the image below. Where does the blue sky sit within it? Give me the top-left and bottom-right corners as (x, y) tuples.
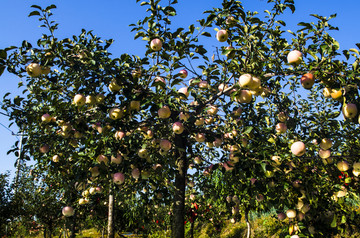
(0, 0), (359, 177)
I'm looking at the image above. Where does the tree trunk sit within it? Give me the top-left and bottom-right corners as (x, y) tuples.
(171, 133), (188, 238)
(108, 185), (115, 238)
(70, 215), (76, 238)
(245, 209), (251, 238)
(190, 221), (194, 238)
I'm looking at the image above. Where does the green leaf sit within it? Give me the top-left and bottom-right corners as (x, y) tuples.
(341, 215), (346, 224)
(28, 11), (41, 17)
(0, 65), (5, 76)
(31, 5), (42, 10)
(0, 50), (7, 59)
(244, 126), (253, 135)
(201, 32), (211, 37)
(45, 4), (57, 11)
(330, 214), (337, 228)
(349, 48), (359, 55)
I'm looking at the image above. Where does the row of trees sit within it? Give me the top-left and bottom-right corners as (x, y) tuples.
(1, 0), (360, 237)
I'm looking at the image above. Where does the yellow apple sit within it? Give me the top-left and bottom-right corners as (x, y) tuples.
(158, 105), (171, 118)
(73, 94), (86, 106)
(319, 138), (332, 150)
(109, 108), (124, 120)
(26, 63), (42, 77)
(236, 90), (252, 103)
(216, 29), (228, 42)
(342, 103), (358, 119)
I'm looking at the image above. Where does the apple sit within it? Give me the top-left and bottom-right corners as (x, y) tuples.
(52, 155), (60, 163)
(301, 73), (315, 89)
(90, 166), (100, 177)
(353, 170), (360, 177)
(213, 138), (222, 147)
(225, 46), (235, 59)
(111, 153), (122, 164)
(236, 90), (252, 103)
(85, 95), (96, 105)
(73, 94), (86, 106)
(216, 29), (228, 42)
(179, 69), (188, 79)
(194, 157), (202, 164)
(290, 235), (300, 238)
(150, 38), (162, 51)
(179, 112), (190, 121)
(256, 194), (264, 202)
(141, 170), (151, 179)
(172, 121), (184, 134)
(79, 198), (89, 205)
(195, 117), (204, 126)
(178, 87), (189, 98)
(96, 94), (105, 104)
(195, 133), (206, 143)
(232, 206), (239, 215)
(62, 206), (74, 217)
(26, 63), (42, 77)
(154, 76), (166, 85)
(74, 131), (83, 139)
(144, 129), (154, 139)
(132, 168), (140, 179)
(218, 83), (229, 92)
(319, 149), (331, 159)
(278, 212), (286, 220)
(207, 105), (218, 116)
(39, 144), (49, 153)
(353, 162), (360, 172)
(129, 100), (141, 111)
(138, 148), (148, 158)
(239, 74), (253, 89)
(131, 68), (142, 78)
(323, 87), (332, 98)
(199, 80), (209, 89)
(278, 112), (288, 122)
(319, 138), (332, 150)
(330, 88), (342, 100)
(342, 103), (358, 119)
(226, 16), (237, 26)
(286, 209), (297, 219)
(113, 172), (125, 185)
(287, 50), (302, 65)
(109, 108), (124, 120)
(97, 155), (108, 165)
(291, 141), (306, 156)
(158, 105), (171, 119)
(41, 114), (52, 123)
(337, 161), (349, 171)
(89, 187), (96, 195)
(109, 79), (121, 92)
(160, 139), (172, 151)
(114, 130), (125, 140)
(275, 122), (287, 134)
(41, 66), (51, 75)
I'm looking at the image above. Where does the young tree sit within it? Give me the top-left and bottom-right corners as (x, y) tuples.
(1, 0), (360, 237)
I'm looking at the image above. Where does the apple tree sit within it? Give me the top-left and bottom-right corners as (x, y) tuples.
(2, 0), (360, 238)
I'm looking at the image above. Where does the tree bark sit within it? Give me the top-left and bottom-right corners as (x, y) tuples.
(245, 209), (251, 238)
(108, 185), (115, 238)
(171, 133), (188, 238)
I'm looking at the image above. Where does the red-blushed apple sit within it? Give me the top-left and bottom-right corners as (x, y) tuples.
(278, 112), (288, 122)
(301, 73), (315, 89)
(290, 235), (300, 238)
(113, 172), (125, 185)
(132, 168), (140, 179)
(275, 122), (287, 134)
(150, 38), (162, 51)
(179, 112), (190, 121)
(130, 100), (141, 111)
(337, 161), (349, 172)
(239, 74), (253, 89)
(213, 138), (222, 147)
(291, 141), (306, 156)
(26, 63), (42, 77)
(96, 94), (105, 104)
(114, 130), (125, 140)
(172, 121), (184, 134)
(216, 29), (229, 42)
(287, 50), (302, 65)
(236, 90), (252, 103)
(111, 153), (122, 164)
(286, 209), (297, 219)
(62, 206), (74, 217)
(160, 139), (172, 151)
(109, 108), (124, 120)
(73, 94), (86, 106)
(158, 105), (171, 119)
(179, 69), (188, 79)
(178, 87), (189, 98)
(52, 155), (60, 163)
(319, 138), (332, 150)
(342, 103), (358, 119)
(97, 155), (108, 165)
(195, 133), (206, 142)
(40, 144), (49, 153)
(278, 212), (286, 220)
(318, 149), (331, 159)
(138, 148), (148, 158)
(144, 129), (154, 139)
(41, 114), (52, 123)
(199, 80), (209, 89)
